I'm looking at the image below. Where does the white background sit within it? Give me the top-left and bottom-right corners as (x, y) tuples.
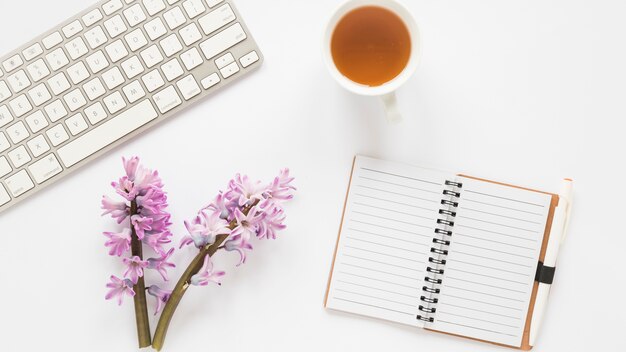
(0, 0), (624, 351)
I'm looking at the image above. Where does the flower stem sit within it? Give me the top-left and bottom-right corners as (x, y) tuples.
(151, 234), (229, 351)
(130, 200), (151, 348)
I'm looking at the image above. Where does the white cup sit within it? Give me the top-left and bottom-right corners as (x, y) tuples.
(323, 0), (420, 123)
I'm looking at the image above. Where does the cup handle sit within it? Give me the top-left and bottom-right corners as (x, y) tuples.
(381, 92), (402, 123)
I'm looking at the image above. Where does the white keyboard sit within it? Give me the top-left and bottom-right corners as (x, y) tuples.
(0, 0), (263, 213)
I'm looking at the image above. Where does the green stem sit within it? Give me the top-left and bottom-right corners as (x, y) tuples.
(130, 200), (152, 348)
(151, 234), (229, 351)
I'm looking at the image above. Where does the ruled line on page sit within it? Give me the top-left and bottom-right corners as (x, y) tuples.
(438, 311), (521, 329)
(445, 285), (526, 303)
(453, 251), (533, 270)
(442, 293), (523, 311)
(357, 185), (437, 203)
(351, 220), (432, 233)
(343, 254), (424, 273)
(455, 232), (535, 251)
(348, 228), (430, 245)
(353, 202), (435, 220)
(441, 302), (521, 320)
(446, 266), (529, 284)
(341, 262), (422, 281)
(344, 246), (425, 263)
(462, 198), (544, 216)
(334, 288), (416, 307)
(436, 320), (518, 337)
(456, 215), (539, 233)
(339, 272), (421, 290)
(337, 280), (420, 299)
(452, 241), (535, 260)
(358, 176), (440, 194)
(353, 210), (434, 226)
(346, 236), (427, 255)
(360, 167), (441, 186)
(456, 224), (538, 242)
(332, 297), (414, 315)
(354, 193), (434, 212)
(462, 207), (543, 224)
(463, 189), (546, 207)
(446, 276), (527, 294)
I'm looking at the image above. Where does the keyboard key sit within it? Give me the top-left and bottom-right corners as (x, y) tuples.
(220, 61), (239, 79)
(46, 48), (70, 71)
(125, 28), (148, 51)
(140, 45), (164, 68)
(9, 95), (32, 117)
(83, 77), (106, 100)
(62, 20), (83, 38)
(102, 67), (125, 89)
(0, 105), (13, 128)
(103, 0), (123, 15)
(0, 81), (12, 103)
(124, 4), (147, 27)
(46, 124), (70, 146)
(67, 62), (90, 84)
(48, 72), (71, 95)
(7, 70), (31, 93)
(0, 156), (11, 178)
(28, 154), (63, 184)
(198, 4), (235, 35)
(200, 23), (247, 60)
(122, 80), (146, 103)
(44, 100), (68, 122)
(200, 72), (220, 89)
(105, 40), (129, 63)
(57, 100), (158, 167)
(121, 56), (145, 79)
(160, 34), (183, 57)
(23, 43), (43, 61)
(176, 75), (201, 100)
(161, 58), (184, 81)
(66, 113), (89, 135)
(42, 32), (63, 50)
(181, 48), (203, 70)
(215, 52), (234, 69)
(82, 8), (104, 26)
(86, 51), (110, 74)
(84, 102), (108, 125)
(65, 37), (89, 60)
(167, 0), (180, 4)
(28, 83), (52, 106)
(153, 86), (181, 113)
(144, 18), (167, 40)
(3, 55), (23, 73)
(64, 89), (87, 112)
(142, 70), (165, 92)
(104, 15), (128, 38)
(5, 170), (34, 198)
(183, 0), (205, 18)
(206, 0), (224, 7)
(103, 91), (127, 114)
(163, 7), (186, 30)
(240, 51), (259, 68)
(8, 145), (31, 168)
(180, 23), (202, 46)
(0, 132), (9, 152)
(25, 111), (49, 133)
(27, 135), (51, 158)
(85, 26), (108, 49)
(143, 0), (166, 16)
(0, 184), (9, 206)
(26, 59), (51, 82)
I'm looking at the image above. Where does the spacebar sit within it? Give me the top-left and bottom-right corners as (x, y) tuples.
(58, 100), (158, 168)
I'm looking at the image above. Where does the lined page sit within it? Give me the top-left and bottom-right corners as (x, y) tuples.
(430, 176), (552, 347)
(326, 156), (454, 327)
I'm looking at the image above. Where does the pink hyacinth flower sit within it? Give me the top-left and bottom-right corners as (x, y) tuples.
(103, 229), (132, 257)
(182, 210), (231, 248)
(256, 206), (287, 240)
(122, 256), (148, 284)
(147, 248), (176, 281)
(147, 285), (172, 315)
(105, 275), (136, 305)
(229, 174), (264, 207)
(231, 206), (264, 240)
(131, 215), (153, 240)
(101, 195), (129, 224)
(224, 233), (254, 266)
(190, 255), (225, 286)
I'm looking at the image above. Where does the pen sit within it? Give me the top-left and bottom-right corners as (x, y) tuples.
(529, 179), (573, 346)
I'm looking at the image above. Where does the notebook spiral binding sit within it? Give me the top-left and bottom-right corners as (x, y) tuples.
(416, 180), (462, 323)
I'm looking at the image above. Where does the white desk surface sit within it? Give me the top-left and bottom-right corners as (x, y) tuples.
(0, 0), (624, 351)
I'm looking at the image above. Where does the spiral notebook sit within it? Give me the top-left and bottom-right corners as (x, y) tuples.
(324, 156), (560, 350)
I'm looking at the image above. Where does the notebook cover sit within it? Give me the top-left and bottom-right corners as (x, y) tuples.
(424, 174), (560, 350)
(323, 158), (560, 350)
